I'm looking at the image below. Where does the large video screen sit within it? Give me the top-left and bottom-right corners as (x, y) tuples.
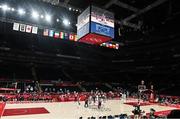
(77, 6), (115, 40)
(77, 7), (90, 39)
(90, 22), (114, 38)
(77, 22), (90, 39)
(77, 7), (90, 30)
(90, 6), (114, 38)
(91, 6), (114, 28)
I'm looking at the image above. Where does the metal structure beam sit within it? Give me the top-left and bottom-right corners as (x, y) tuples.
(104, 0), (118, 9)
(40, 0), (75, 9)
(41, 0), (60, 5)
(40, 0), (141, 29)
(115, 1), (139, 12)
(115, 19), (141, 29)
(103, 0), (140, 29)
(122, 0), (169, 22)
(64, 0), (70, 6)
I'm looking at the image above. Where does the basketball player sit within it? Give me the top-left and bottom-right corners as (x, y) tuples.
(138, 80), (146, 100)
(98, 98), (102, 109)
(88, 95), (92, 105)
(77, 95), (80, 105)
(92, 94), (96, 104)
(132, 105), (141, 119)
(84, 98), (88, 108)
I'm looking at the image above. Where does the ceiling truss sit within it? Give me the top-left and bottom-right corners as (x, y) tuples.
(122, 0), (169, 22)
(39, 0), (169, 29)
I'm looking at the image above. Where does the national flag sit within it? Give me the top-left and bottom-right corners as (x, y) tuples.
(49, 30), (54, 37)
(32, 26), (38, 34)
(106, 43), (109, 48)
(69, 34), (75, 41)
(74, 35), (78, 41)
(112, 44), (116, 49)
(64, 32), (68, 40)
(115, 44), (119, 49)
(26, 25), (32, 33)
(20, 24), (26, 32)
(43, 29), (49, 36)
(102, 43), (106, 47)
(54, 31), (60, 38)
(60, 32), (64, 39)
(13, 23), (19, 31)
(109, 44), (113, 48)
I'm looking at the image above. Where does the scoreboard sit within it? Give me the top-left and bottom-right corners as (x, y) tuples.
(77, 6), (114, 44)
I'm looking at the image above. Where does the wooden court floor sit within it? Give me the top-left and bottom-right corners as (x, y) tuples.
(1, 99), (178, 119)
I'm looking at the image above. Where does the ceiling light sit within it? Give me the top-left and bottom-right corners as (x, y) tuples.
(56, 18), (60, 22)
(11, 8), (15, 11)
(40, 15), (44, 19)
(45, 14), (51, 22)
(63, 19), (70, 26)
(18, 8), (26, 15)
(2, 4), (10, 11)
(32, 11), (39, 19)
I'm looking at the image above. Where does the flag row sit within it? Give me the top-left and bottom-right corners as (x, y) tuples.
(100, 42), (119, 49)
(43, 29), (78, 41)
(13, 23), (119, 49)
(13, 23), (38, 34)
(13, 22), (78, 41)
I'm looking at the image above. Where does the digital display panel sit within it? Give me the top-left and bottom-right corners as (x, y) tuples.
(77, 7), (90, 30)
(91, 6), (114, 28)
(91, 22), (114, 38)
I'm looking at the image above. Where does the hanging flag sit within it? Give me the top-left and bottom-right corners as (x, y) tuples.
(106, 43), (109, 48)
(13, 23), (19, 31)
(54, 31), (60, 38)
(43, 29), (49, 36)
(26, 25), (32, 33)
(74, 35), (78, 41)
(49, 30), (54, 37)
(32, 26), (38, 34)
(60, 32), (64, 39)
(64, 32), (69, 40)
(69, 34), (75, 41)
(20, 24), (26, 32)
(115, 44), (119, 49)
(102, 43), (106, 47)
(112, 44), (116, 49)
(109, 44), (113, 48)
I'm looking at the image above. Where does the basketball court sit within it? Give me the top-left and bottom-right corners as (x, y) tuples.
(1, 99), (179, 119)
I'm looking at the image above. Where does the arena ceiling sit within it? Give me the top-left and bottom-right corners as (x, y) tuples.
(40, 0), (178, 26)
(39, 0), (180, 41)
(0, 0), (180, 84)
